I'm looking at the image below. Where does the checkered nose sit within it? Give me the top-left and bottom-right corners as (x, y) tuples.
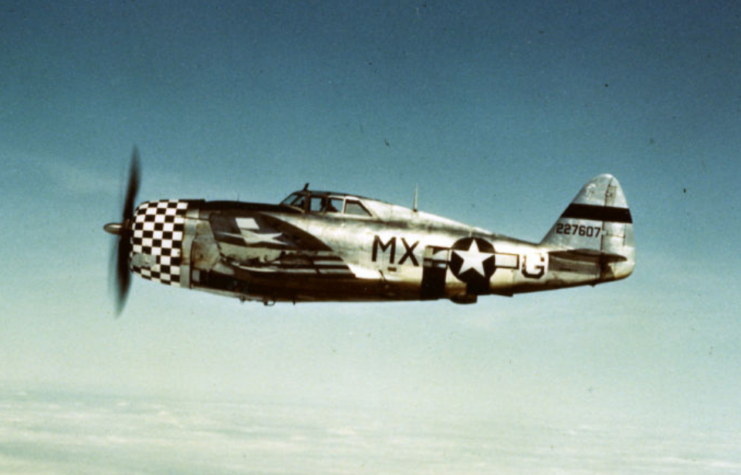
(129, 200), (190, 287)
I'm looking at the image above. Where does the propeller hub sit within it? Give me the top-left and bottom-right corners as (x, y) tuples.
(104, 222), (124, 235)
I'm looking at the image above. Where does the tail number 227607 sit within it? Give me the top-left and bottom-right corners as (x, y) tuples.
(556, 223), (601, 237)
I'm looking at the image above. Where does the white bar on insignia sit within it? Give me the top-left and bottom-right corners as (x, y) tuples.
(496, 253), (519, 269)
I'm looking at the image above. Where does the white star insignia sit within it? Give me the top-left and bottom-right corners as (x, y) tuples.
(238, 229), (284, 246)
(222, 231), (284, 246)
(453, 240), (493, 276)
(232, 217), (285, 246)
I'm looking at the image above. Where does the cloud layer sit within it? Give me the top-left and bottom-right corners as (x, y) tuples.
(1, 390), (739, 475)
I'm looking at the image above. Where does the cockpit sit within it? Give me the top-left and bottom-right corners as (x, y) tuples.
(280, 190), (373, 217)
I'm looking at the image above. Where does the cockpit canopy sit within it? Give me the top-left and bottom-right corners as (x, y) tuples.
(279, 188), (476, 232)
(280, 190), (373, 217)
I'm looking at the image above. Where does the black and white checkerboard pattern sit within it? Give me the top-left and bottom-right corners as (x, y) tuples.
(130, 200), (189, 287)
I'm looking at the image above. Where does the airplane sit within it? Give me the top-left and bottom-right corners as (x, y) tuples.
(104, 148), (635, 314)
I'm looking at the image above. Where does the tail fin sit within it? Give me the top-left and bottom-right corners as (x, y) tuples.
(541, 174), (635, 280)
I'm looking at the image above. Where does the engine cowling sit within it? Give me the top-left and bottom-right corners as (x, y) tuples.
(129, 200), (191, 287)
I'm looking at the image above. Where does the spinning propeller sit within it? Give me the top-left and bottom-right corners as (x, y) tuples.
(104, 147), (141, 316)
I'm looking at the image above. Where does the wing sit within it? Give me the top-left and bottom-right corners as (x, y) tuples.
(209, 211), (355, 279)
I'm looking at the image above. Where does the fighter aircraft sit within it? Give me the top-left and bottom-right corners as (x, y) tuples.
(105, 149), (635, 314)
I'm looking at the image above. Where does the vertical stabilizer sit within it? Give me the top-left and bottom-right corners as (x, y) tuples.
(541, 174), (635, 281)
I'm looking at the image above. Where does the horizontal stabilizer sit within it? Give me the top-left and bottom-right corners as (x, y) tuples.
(549, 248), (627, 263)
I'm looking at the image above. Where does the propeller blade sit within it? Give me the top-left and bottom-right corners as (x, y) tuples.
(123, 147), (140, 221)
(109, 146), (141, 317)
(114, 232), (132, 316)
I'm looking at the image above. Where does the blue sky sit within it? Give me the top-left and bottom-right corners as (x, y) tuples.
(1, 0), (740, 433)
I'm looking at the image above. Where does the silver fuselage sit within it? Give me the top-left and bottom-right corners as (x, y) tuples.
(127, 175), (634, 305)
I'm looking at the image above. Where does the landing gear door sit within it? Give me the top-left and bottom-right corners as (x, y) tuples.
(421, 246), (448, 300)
